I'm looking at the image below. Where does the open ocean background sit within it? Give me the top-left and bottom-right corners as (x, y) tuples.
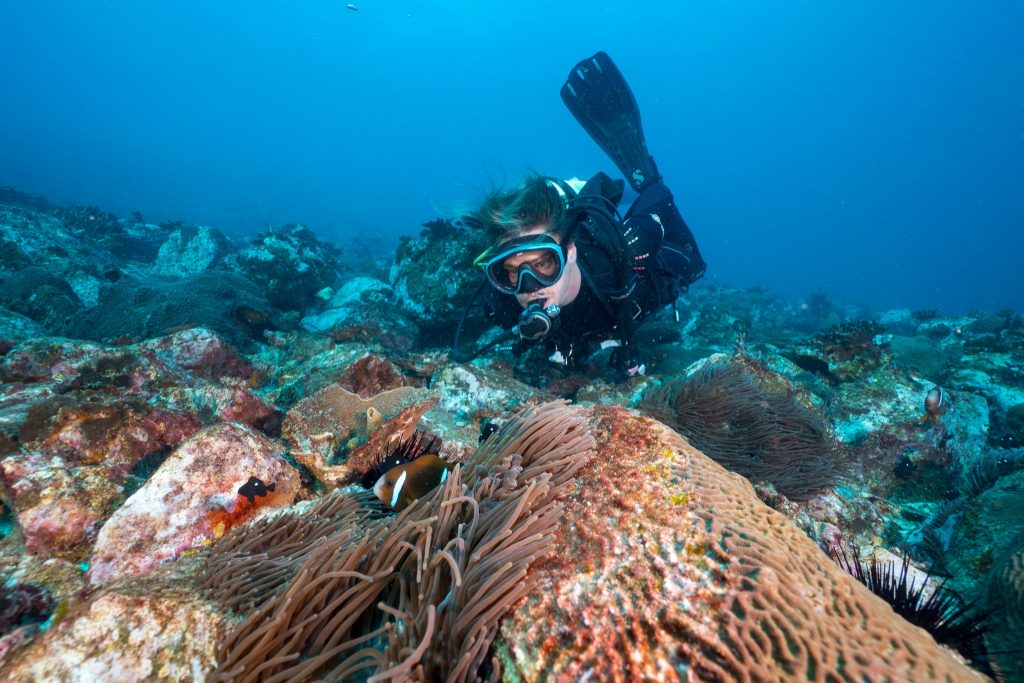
(1, 0), (1021, 315)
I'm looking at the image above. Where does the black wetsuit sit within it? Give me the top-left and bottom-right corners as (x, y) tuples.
(483, 174), (705, 367)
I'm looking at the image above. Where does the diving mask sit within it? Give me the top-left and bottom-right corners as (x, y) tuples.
(477, 234), (567, 295)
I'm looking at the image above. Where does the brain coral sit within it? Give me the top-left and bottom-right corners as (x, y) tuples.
(494, 406), (983, 681)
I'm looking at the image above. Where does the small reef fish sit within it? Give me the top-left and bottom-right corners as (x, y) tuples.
(346, 3), (358, 10)
(892, 454), (916, 479)
(207, 476), (281, 538)
(373, 454), (451, 511)
(315, 286), (334, 301)
(921, 386), (949, 423)
(478, 420), (499, 443)
(237, 476), (276, 504)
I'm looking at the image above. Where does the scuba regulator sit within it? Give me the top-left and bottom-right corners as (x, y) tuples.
(517, 302), (561, 341)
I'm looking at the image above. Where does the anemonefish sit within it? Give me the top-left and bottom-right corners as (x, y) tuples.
(922, 386), (949, 423)
(373, 454), (451, 511)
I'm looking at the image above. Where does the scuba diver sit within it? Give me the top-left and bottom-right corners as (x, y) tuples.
(452, 52), (706, 376)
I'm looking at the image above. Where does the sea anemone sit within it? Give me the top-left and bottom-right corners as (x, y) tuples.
(202, 400), (595, 681)
(904, 499), (964, 573)
(959, 447), (1024, 498)
(641, 360), (842, 502)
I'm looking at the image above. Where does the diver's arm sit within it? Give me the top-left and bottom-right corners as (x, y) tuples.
(624, 181), (706, 286)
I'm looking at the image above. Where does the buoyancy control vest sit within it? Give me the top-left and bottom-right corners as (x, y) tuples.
(556, 172), (707, 347)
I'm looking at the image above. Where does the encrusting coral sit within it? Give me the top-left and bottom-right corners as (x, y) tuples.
(202, 400), (594, 681)
(641, 359), (842, 502)
(281, 384), (434, 489)
(282, 384), (431, 455)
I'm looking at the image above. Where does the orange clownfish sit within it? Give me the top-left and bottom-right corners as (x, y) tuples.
(373, 454), (451, 511)
(922, 386), (950, 423)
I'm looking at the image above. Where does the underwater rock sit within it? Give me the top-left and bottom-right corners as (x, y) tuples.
(0, 267), (83, 332)
(0, 573), (229, 682)
(301, 276), (420, 351)
(221, 223), (339, 311)
(430, 362), (546, 426)
(829, 365), (948, 444)
(0, 307), (45, 342)
(18, 392), (201, 475)
(325, 276), (394, 310)
(947, 363), (1024, 447)
(0, 337), (111, 385)
(0, 329), (283, 452)
(259, 337), (367, 408)
(946, 468), (1024, 596)
(493, 406), (984, 680)
(0, 205), (120, 308)
(336, 352), (407, 398)
(63, 271), (281, 347)
(805, 319), (890, 383)
(0, 582), (55, 637)
(878, 308), (919, 336)
(0, 453), (125, 560)
(888, 334), (958, 380)
(0, 383), (57, 457)
(2, 555), (86, 614)
(672, 284), (806, 351)
(388, 222), (490, 339)
(51, 205), (175, 264)
(213, 383), (282, 435)
(86, 422), (299, 586)
(139, 327), (254, 382)
(986, 535), (1024, 680)
(1005, 402), (1024, 447)
(152, 223), (231, 277)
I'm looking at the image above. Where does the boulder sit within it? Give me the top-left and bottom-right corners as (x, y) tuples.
(0, 454), (124, 560)
(86, 422), (299, 586)
(0, 574), (228, 682)
(152, 224), (231, 277)
(221, 224), (338, 311)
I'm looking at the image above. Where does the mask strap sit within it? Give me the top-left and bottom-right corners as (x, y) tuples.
(545, 178), (571, 210)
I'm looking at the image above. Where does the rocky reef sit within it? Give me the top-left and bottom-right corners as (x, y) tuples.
(0, 196), (1021, 680)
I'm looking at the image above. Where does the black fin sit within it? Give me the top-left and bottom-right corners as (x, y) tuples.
(561, 51), (661, 192)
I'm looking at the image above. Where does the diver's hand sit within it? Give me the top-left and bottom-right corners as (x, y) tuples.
(610, 347), (645, 377)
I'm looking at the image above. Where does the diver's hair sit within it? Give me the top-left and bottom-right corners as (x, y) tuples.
(467, 172), (570, 243)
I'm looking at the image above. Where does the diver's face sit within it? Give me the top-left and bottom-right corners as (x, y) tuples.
(510, 227), (582, 309)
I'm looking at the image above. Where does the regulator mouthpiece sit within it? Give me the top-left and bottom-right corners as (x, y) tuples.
(517, 303), (561, 341)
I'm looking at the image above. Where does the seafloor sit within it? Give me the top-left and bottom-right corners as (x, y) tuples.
(0, 190), (1021, 681)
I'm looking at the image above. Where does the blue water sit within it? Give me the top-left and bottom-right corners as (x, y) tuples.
(1, 1), (1022, 315)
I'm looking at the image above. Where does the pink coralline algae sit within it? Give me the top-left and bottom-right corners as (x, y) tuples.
(138, 327), (254, 381)
(86, 422), (300, 586)
(1, 574), (229, 682)
(0, 454), (124, 559)
(1, 328), (253, 396)
(19, 392), (201, 475)
(0, 392), (201, 560)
